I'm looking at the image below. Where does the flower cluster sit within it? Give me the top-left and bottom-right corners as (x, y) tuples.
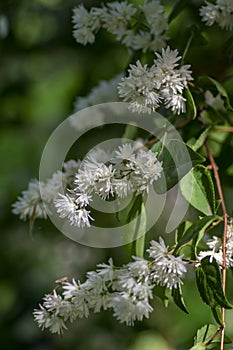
(200, 0), (233, 30)
(198, 221), (233, 267)
(33, 238), (187, 334)
(72, 1), (168, 52)
(118, 47), (193, 114)
(12, 160), (80, 221)
(13, 144), (163, 228)
(54, 144), (163, 227)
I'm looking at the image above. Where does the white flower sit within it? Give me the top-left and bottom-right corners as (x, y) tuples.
(147, 237), (187, 289)
(112, 292), (153, 326)
(217, 11), (233, 30)
(63, 278), (80, 299)
(141, 0), (167, 27)
(132, 31), (154, 53)
(198, 222), (233, 268)
(118, 46), (193, 115)
(72, 5), (101, 45)
(54, 193), (76, 218)
(75, 193), (92, 207)
(96, 258), (116, 282)
(164, 94), (186, 115)
(101, 1), (136, 38)
(49, 316), (67, 335)
(54, 193), (93, 227)
(42, 171), (64, 202)
(94, 163), (116, 199)
(33, 304), (52, 330)
(200, 2), (219, 26)
(147, 237), (169, 259)
(114, 143), (136, 162)
(151, 254), (187, 289)
(112, 178), (132, 198)
(106, 2), (137, 21)
(73, 27), (95, 45)
(200, 0), (233, 30)
(155, 46), (181, 71)
(12, 179), (48, 220)
(84, 271), (108, 295)
(118, 60), (160, 114)
(70, 208), (94, 227)
(127, 257), (150, 280)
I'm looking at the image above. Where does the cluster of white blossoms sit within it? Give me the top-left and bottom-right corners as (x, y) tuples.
(72, 1), (168, 52)
(118, 46), (193, 114)
(12, 160), (80, 221)
(12, 144), (163, 228)
(54, 144), (163, 228)
(33, 237), (187, 334)
(198, 221), (233, 267)
(200, 0), (233, 30)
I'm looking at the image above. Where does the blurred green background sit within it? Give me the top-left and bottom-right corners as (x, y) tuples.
(1, 0), (233, 349)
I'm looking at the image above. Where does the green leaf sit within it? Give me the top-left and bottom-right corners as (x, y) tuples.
(174, 215), (218, 255)
(194, 324), (231, 347)
(196, 257), (232, 320)
(134, 205), (147, 258)
(175, 221), (192, 245)
(189, 344), (206, 350)
(196, 266), (217, 309)
(153, 286), (169, 307)
(168, 0), (189, 22)
(124, 196), (147, 257)
(191, 216), (220, 260)
(122, 194), (144, 250)
(191, 127), (211, 152)
(151, 132), (167, 156)
(155, 140), (205, 193)
(201, 257), (232, 309)
(197, 165), (216, 214)
(198, 76), (233, 111)
(172, 283), (189, 314)
(184, 88), (197, 120)
(211, 306), (223, 327)
(127, 194), (143, 222)
(179, 166), (213, 216)
(122, 123), (138, 141)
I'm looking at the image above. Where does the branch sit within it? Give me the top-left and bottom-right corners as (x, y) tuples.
(205, 141), (228, 350)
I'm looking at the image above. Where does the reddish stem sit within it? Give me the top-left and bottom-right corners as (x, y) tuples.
(205, 141), (228, 350)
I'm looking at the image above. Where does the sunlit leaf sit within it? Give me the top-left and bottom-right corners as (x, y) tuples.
(155, 140), (205, 193)
(179, 166), (213, 216)
(194, 324), (231, 347)
(191, 128), (211, 152)
(184, 88), (197, 120)
(174, 215), (218, 255)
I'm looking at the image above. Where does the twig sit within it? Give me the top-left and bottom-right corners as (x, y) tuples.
(205, 326), (223, 347)
(205, 141), (228, 350)
(214, 126), (233, 133)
